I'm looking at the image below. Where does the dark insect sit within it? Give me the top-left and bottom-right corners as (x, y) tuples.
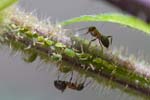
(54, 72), (90, 92)
(80, 26), (112, 50)
(54, 80), (67, 92)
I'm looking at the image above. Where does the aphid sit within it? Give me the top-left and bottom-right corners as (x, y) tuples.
(78, 26), (112, 50)
(54, 72), (90, 92)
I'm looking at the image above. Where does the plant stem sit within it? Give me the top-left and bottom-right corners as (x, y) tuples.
(1, 7), (150, 96)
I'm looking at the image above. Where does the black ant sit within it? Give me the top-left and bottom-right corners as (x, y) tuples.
(78, 26), (112, 50)
(54, 72), (91, 92)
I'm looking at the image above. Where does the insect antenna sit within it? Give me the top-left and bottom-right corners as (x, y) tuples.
(75, 27), (89, 32)
(72, 27), (89, 37)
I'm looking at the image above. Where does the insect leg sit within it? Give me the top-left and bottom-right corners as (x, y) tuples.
(57, 72), (60, 80)
(56, 63), (62, 80)
(88, 38), (97, 48)
(69, 71), (73, 82)
(98, 40), (103, 52)
(84, 80), (92, 87)
(107, 36), (112, 44)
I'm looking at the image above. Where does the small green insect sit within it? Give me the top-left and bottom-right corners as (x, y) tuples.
(79, 26), (112, 50)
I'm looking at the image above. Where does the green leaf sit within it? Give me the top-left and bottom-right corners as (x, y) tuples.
(60, 13), (150, 34)
(0, 0), (18, 11)
(64, 48), (76, 57)
(55, 42), (66, 48)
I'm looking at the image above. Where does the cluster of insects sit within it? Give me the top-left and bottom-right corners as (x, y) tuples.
(77, 26), (112, 50)
(54, 72), (91, 92)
